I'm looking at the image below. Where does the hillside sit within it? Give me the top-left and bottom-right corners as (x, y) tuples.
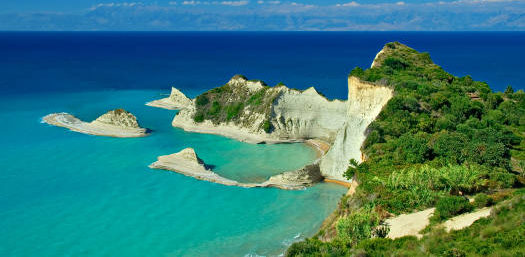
(287, 42), (525, 256)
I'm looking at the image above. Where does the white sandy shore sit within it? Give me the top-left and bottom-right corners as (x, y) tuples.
(43, 113), (148, 138)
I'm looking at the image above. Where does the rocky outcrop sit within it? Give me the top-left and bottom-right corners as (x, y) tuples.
(171, 76), (347, 144)
(42, 109), (148, 137)
(146, 87), (193, 110)
(149, 148), (241, 185)
(150, 148), (325, 190)
(319, 76), (393, 181)
(263, 163), (323, 189)
(92, 109), (141, 128)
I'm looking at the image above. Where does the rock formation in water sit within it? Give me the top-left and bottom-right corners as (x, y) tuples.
(149, 147), (324, 190)
(146, 87), (193, 110)
(43, 109), (148, 137)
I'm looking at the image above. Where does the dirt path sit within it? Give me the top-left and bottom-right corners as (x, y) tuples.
(385, 206), (493, 239)
(385, 208), (435, 239)
(442, 207), (492, 232)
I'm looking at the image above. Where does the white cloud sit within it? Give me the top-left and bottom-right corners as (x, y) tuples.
(396, 1), (405, 5)
(220, 1), (249, 6)
(90, 2), (144, 10)
(182, 0), (200, 5)
(336, 1), (360, 7)
(178, 0), (248, 5)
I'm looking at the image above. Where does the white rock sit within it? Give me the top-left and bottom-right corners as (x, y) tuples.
(146, 87), (192, 110)
(43, 109), (148, 138)
(319, 77), (393, 181)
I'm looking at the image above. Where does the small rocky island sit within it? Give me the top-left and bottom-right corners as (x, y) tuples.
(149, 148), (324, 190)
(43, 109), (149, 137)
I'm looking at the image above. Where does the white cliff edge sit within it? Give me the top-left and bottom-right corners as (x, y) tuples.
(149, 147), (324, 190)
(146, 87), (193, 110)
(319, 76), (393, 181)
(42, 109), (148, 138)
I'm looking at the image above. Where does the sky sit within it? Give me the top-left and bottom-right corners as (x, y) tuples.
(0, 0), (524, 30)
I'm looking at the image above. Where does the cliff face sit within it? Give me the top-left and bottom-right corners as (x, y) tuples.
(171, 76), (347, 144)
(319, 76), (393, 181)
(271, 87), (347, 143)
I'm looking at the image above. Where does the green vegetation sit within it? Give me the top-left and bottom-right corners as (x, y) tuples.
(191, 75), (281, 131)
(287, 42), (524, 256)
(432, 196), (473, 222)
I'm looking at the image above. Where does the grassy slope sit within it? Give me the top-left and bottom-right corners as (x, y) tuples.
(287, 42), (525, 256)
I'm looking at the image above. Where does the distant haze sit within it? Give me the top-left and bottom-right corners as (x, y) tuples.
(0, 0), (524, 31)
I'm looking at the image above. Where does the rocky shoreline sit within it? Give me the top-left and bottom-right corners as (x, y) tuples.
(149, 147), (325, 190)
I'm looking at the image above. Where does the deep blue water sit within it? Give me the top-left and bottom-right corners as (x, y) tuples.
(0, 32), (523, 257)
(1, 32), (523, 98)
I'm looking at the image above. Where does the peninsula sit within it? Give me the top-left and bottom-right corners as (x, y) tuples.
(43, 109), (149, 137)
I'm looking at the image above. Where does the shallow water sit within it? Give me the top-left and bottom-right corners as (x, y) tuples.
(0, 90), (347, 256)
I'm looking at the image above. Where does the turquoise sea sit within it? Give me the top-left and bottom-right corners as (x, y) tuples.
(0, 89), (346, 256)
(0, 32), (523, 256)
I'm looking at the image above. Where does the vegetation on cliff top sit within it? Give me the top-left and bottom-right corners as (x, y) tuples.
(287, 42), (524, 256)
(192, 75), (279, 133)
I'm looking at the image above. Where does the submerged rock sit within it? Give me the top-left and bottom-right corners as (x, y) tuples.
(42, 109), (148, 138)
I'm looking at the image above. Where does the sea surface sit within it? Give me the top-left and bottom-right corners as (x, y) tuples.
(0, 32), (523, 257)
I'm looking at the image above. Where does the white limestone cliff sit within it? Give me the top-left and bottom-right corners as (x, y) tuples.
(146, 87), (193, 110)
(271, 87), (347, 143)
(171, 76), (347, 144)
(319, 76), (393, 181)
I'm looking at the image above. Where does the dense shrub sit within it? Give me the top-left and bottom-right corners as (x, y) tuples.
(473, 193), (493, 208)
(432, 196), (473, 222)
(262, 120), (272, 133)
(336, 207), (379, 244)
(195, 94), (209, 106)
